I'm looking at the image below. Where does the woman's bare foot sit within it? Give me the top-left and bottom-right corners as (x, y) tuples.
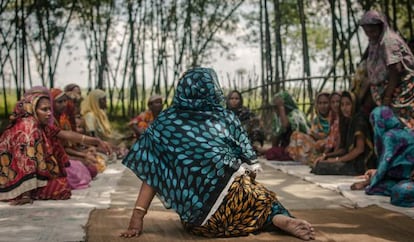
(9, 193), (33, 206)
(272, 215), (315, 241)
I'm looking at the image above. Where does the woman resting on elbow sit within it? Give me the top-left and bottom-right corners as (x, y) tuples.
(311, 91), (377, 175)
(120, 67), (315, 240)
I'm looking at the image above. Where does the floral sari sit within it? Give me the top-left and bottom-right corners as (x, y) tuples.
(288, 92), (330, 164)
(0, 88), (71, 201)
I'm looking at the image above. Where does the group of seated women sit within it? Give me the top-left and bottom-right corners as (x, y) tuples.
(234, 89), (377, 176)
(234, 87), (413, 208)
(0, 85), (120, 205)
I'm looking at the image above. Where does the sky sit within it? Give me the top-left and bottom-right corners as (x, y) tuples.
(52, 40), (261, 90)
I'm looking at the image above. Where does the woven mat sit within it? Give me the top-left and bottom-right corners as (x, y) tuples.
(85, 205), (414, 242)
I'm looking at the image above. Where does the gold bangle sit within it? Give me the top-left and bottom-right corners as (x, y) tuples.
(134, 206), (147, 213)
(336, 156), (339, 162)
(81, 135), (85, 144)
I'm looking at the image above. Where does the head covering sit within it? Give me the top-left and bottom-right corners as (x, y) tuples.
(173, 67), (224, 111)
(310, 92), (331, 137)
(315, 92), (330, 115)
(50, 88), (66, 101)
(81, 89), (112, 137)
(148, 94), (162, 105)
(64, 83), (81, 93)
(9, 86), (52, 126)
(50, 88), (73, 131)
(360, 10), (413, 85)
(271, 91), (309, 144)
(273, 91), (298, 113)
(123, 67), (259, 226)
(359, 10), (387, 26)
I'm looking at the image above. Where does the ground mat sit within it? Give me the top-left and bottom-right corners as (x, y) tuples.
(85, 205), (414, 242)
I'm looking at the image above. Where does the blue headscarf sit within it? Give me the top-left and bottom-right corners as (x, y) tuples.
(123, 67), (259, 225)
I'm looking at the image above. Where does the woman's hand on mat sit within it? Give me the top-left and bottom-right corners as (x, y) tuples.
(97, 140), (112, 155)
(120, 209), (145, 238)
(351, 169), (377, 190)
(120, 227), (142, 238)
(363, 169), (377, 180)
(312, 154), (326, 165)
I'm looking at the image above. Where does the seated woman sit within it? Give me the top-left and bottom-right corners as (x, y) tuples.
(256, 91), (310, 161)
(120, 67), (315, 240)
(0, 87), (111, 205)
(51, 88), (99, 188)
(311, 91), (376, 175)
(64, 83), (83, 130)
(128, 94), (164, 140)
(81, 89), (128, 159)
(74, 114), (106, 173)
(351, 106), (414, 207)
(226, 90), (265, 146)
(287, 92), (331, 164)
(323, 91), (341, 153)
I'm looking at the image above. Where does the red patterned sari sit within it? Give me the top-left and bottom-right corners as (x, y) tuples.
(0, 90), (71, 201)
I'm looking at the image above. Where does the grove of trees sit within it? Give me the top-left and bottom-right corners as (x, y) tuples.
(1, 0), (413, 120)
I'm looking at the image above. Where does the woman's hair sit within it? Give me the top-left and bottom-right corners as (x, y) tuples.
(338, 91), (358, 149)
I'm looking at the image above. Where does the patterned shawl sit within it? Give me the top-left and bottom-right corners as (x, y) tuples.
(122, 67), (260, 226)
(360, 10), (414, 104)
(366, 106), (414, 197)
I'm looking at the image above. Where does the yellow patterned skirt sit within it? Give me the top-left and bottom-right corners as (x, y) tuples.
(183, 174), (288, 237)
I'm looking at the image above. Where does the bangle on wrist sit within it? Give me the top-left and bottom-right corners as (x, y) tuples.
(81, 135), (85, 144)
(336, 156), (339, 162)
(134, 206), (147, 214)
